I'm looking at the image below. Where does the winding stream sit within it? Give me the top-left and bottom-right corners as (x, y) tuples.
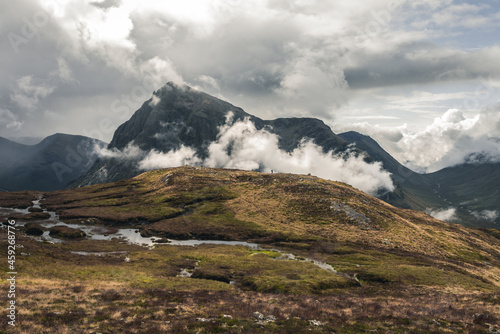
(1, 200), (355, 281)
(1, 202), (259, 247)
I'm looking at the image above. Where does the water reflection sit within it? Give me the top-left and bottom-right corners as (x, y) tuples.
(0, 204), (259, 247)
(1, 203), (340, 277)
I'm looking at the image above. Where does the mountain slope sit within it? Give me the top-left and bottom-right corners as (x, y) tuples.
(75, 83), (500, 230)
(109, 84), (259, 153)
(339, 131), (500, 228)
(0, 134), (106, 191)
(270, 117), (350, 153)
(0, 137), (34, 172)
(75, 82), (351, 186)
(24, 166), (500, 286)
(426, 162), (500, 228)
(1, 166), (500, 332)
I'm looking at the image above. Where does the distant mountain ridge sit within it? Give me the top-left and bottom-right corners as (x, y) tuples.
(0, 133), (106, 191)
(338, 131), (500, 229)
(109, 83), (351, 155)
(70, 82), (499, 229)
(74, 83), (352, 187)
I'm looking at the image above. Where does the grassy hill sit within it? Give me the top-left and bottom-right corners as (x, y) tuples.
(1, 166), (499, 333)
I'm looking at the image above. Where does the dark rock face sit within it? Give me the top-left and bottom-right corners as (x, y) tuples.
(269, 118), (349, 153)
(74, 82), (350, 187)
(109, 83), (258, 156)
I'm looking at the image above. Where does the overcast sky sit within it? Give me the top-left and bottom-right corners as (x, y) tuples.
(1, 0), (500, 172)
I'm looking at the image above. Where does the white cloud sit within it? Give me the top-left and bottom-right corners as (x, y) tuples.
(426, 207), (457, 222)
(344, 106), (500, 172)
(274, 45), (349, 117)
(93, 142), (144, 160)
(0, 108), (23, 130)
(138, 146), (201, 170)
(139, 57), (185, 88)
(473, 210), (499, 222)
(39, 0), (184, 88)
(10, 76), (55, 110)
(149, 94), (160, 107)
(32, 0), (409, 120)
(204, 116), (394, 195)
(51, 58), (74, 82)
(397, 108), (500, 171)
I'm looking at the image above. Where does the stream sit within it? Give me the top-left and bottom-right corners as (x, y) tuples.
(1, 200), (353, 281)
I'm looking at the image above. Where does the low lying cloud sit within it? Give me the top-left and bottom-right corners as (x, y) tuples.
(138, 147), (201, 170)
(472, 210), (499, 222)
(149, 94), (161, 107)
(347, 106), (500, 173)
(426, 207), (457, 222)
(204, 117), (394, 195)
(93, 143), (145, 160)
(94, 116), (395, 196)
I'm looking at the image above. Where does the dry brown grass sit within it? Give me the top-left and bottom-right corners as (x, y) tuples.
(1, 278), (499, 333)
(1, 166), (500, 333)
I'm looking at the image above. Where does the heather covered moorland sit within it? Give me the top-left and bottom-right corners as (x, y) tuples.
(1, 166), (499, 333)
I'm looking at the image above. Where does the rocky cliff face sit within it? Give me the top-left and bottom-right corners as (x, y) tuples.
(74, 82), (351, 186)
(109, 83), (258, 156)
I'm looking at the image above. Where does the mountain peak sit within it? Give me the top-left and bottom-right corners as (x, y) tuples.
(79, 85), (352, 187)
(109, 83), (253, 152)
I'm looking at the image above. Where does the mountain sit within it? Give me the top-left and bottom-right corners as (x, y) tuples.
(109, 84), (349, 155)
(0, 133), (106, 191)
(73, 83), (500, 229)
(1, 166), (499, 332)
(74, 82), (352, 187)
(109, 84), (258, 153)
(426, 162), (500, 228)
(6, 136), (43, 145)
(338, 131), (500, 229)
(0, 137), (30, 172)
(71, 83), (500, 228)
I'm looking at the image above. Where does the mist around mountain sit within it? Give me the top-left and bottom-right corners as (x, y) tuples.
(73, 83), (394, 196)
(0, 84), (499, 332)
(338, 131), (500, 229)
(71, 82), (498, 229)
(3, 82), (497, 229)
(0, 133), (106, 191)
